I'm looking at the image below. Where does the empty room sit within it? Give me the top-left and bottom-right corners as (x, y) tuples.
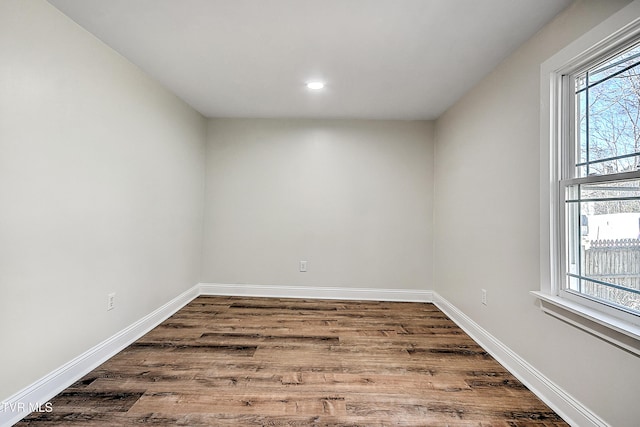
(1, 0), (640, 426)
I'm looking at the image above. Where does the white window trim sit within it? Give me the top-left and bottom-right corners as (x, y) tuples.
(535, 0), (640, 356)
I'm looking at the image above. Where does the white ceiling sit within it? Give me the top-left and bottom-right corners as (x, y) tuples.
(48, 0), (571, 120)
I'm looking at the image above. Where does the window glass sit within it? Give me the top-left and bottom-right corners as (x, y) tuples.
(565, 178), (640, 314)
(575, 43), (640, 177)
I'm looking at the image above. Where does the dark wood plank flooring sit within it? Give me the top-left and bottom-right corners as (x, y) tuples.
(17, 296), (568, 426)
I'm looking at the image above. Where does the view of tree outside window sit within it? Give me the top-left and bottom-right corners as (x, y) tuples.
(565, 41), (640, 315)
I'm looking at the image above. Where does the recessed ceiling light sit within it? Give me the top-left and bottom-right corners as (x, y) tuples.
(307, 81), (325, 90)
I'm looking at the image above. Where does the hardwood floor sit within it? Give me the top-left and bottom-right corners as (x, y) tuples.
(17, 296), (568, 426)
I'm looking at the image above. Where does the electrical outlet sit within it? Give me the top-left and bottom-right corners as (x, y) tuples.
(107, 293), (116, 311)
(481, 289), (487, 306)
(299, 260), (308, 272)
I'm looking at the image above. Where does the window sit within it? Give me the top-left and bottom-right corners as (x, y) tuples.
(562, 42), (640, 318)
(536, 1), (640, 355)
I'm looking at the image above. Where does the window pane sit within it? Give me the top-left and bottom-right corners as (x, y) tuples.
(577, 87), (588, 175)
(581, 179), (640, 204)
(575, 43), (640, 177)
(589, 44), (640, 84)
(565, 178), (640, 314)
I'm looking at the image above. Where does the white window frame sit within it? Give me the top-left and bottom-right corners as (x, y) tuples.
(534, 0), (640, 356)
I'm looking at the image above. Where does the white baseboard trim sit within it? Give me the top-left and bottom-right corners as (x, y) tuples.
(0, 285), (200, 427)
(198, 282), (434, 302)
(432, 292), (607, 427)
(2, 284), (604, 427)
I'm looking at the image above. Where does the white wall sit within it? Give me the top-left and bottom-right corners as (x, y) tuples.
(433, 1), (639, 426)
(203, 119), (434, 290)
(0, 0), (206, 401)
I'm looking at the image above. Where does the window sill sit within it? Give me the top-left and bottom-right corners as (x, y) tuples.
(531, 291), (640, 356)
